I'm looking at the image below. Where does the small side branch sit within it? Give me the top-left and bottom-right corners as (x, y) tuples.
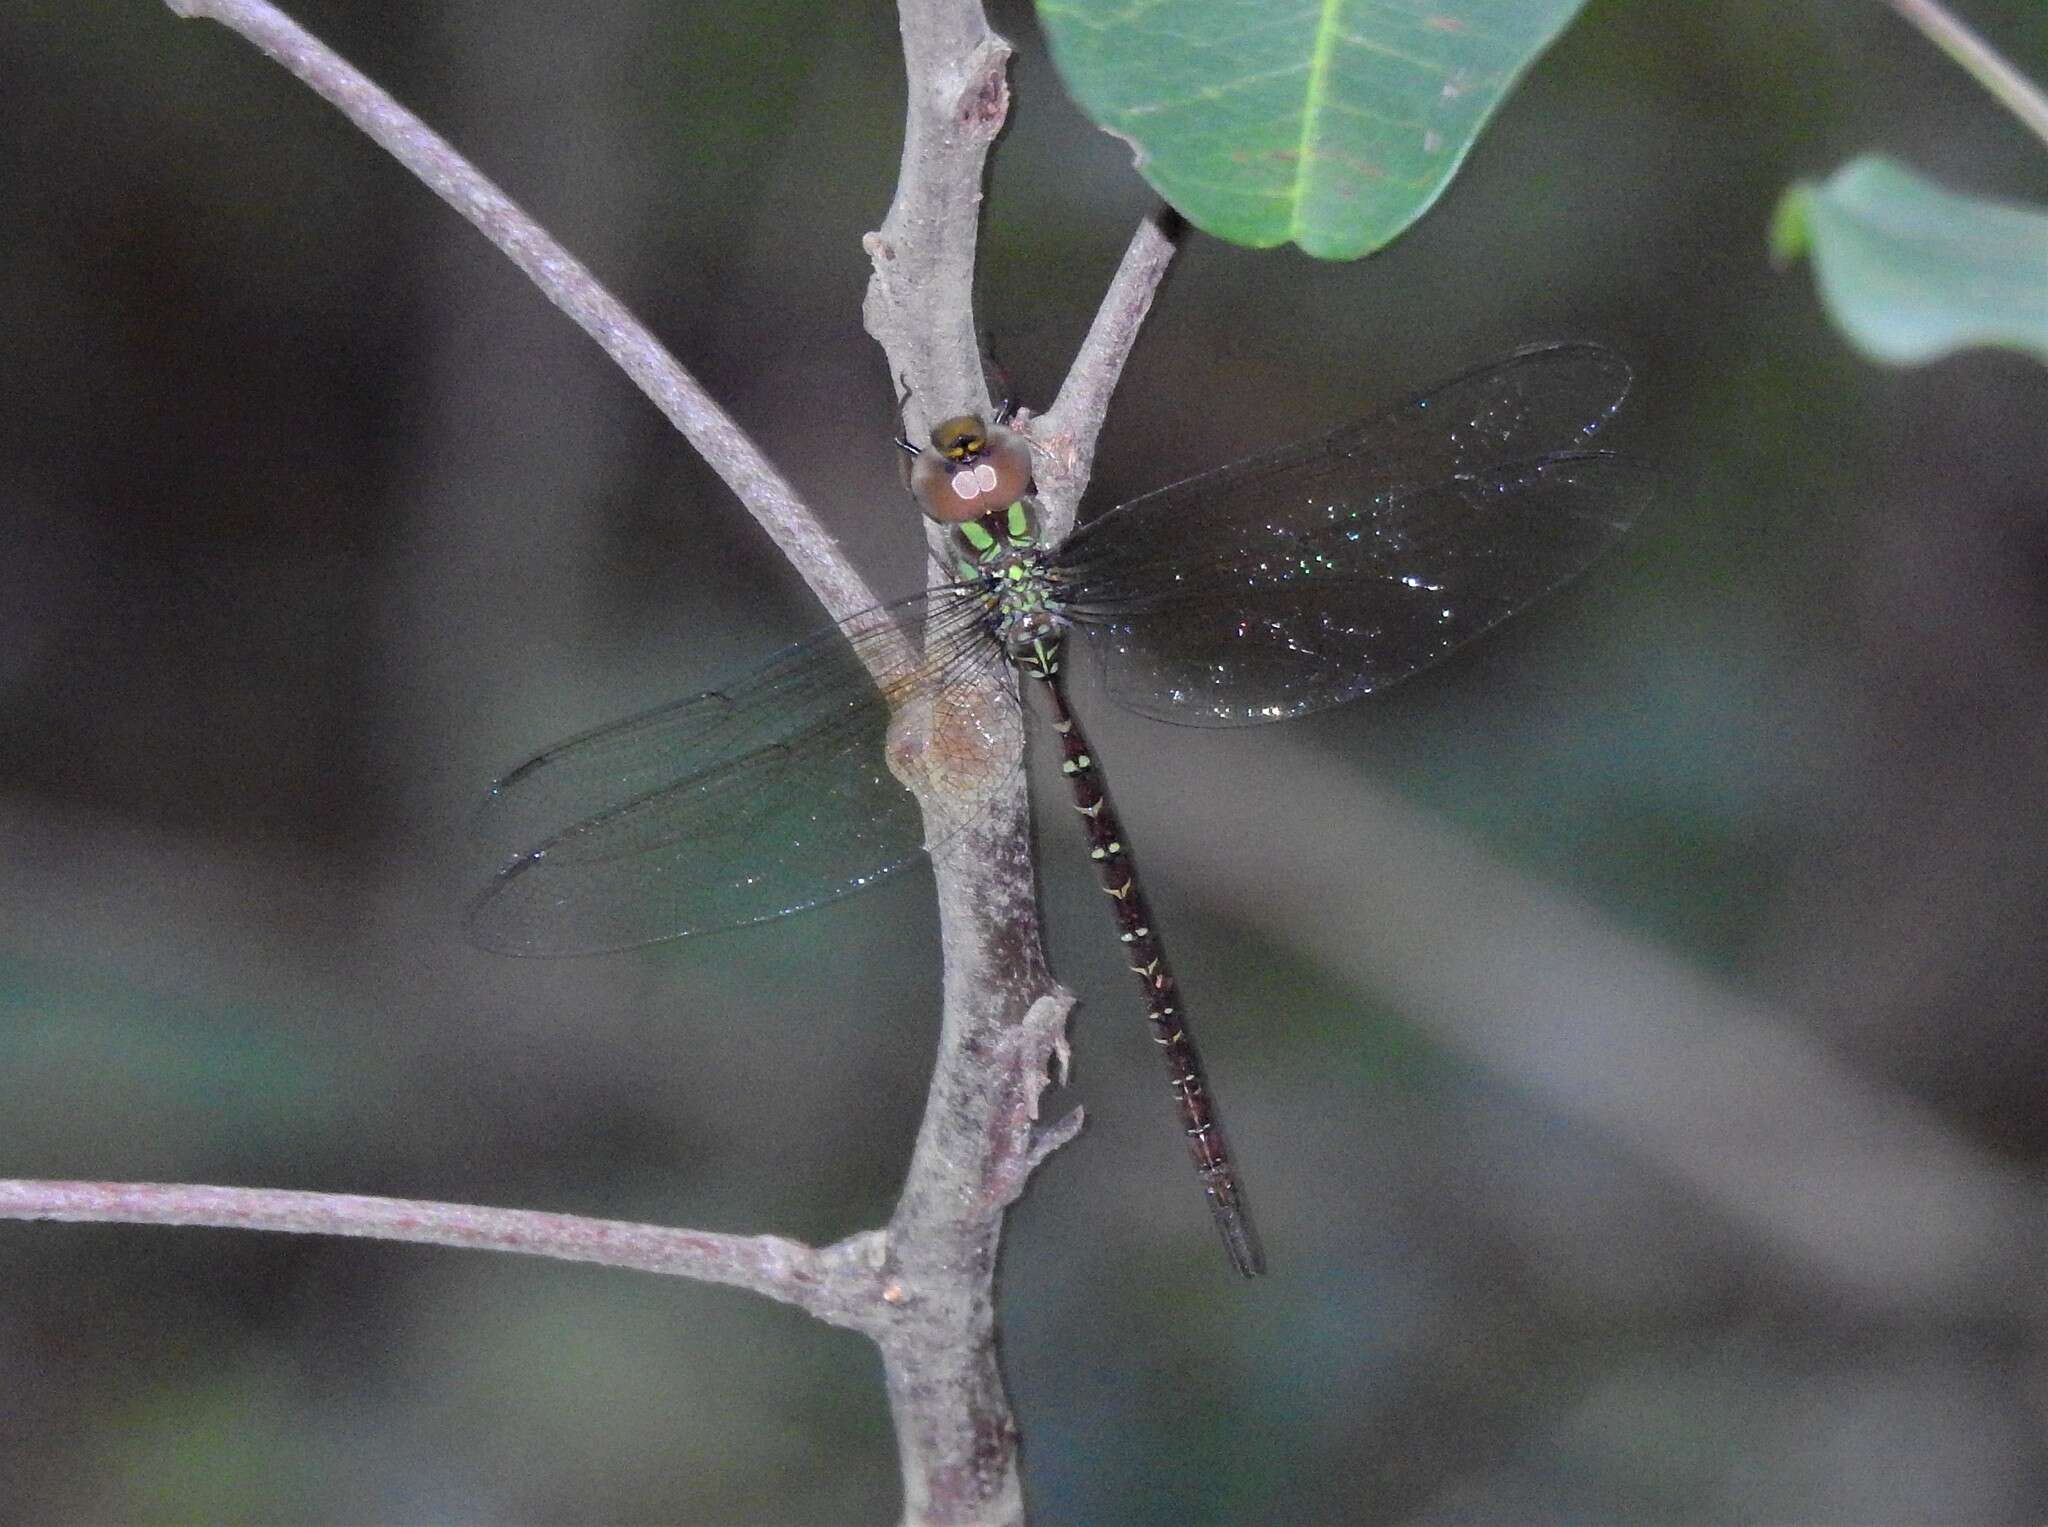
(1033, 208), (1188, 540)
(1887, 0), (2048, 150)
(161, 0), (880, 630)
(0, 1179), (897, 1331)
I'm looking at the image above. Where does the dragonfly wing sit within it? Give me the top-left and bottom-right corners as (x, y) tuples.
(1068, 452), (1653, 726)
(468, 589), (1021, 954)
(1324, 340), (1633, 472)
(1062, 342), (1630, 602)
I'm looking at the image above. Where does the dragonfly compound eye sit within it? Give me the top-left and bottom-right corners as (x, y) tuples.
(951, 463), (1000, 502)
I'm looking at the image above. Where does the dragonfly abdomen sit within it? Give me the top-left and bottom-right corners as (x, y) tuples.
(1029, 654), (1266, 1278)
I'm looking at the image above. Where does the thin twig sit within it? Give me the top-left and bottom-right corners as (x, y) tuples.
(0, 1179), (895, 1330)
(161, 0), (883, 635)
(1033, 208), (1188, 541)
(1886, 0), (2048, 151)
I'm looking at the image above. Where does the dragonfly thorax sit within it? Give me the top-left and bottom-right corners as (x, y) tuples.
(948, 498), (1070, 665)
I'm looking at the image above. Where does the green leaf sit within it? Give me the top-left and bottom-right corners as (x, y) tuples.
(1774, 155), (2048, 366)
(1036, 0), (1598, 260)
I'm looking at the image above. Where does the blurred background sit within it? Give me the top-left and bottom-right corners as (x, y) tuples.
(4, 0), (2047, 1520)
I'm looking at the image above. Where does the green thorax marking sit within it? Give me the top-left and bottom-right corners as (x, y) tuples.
(946, 496), (1067, 667)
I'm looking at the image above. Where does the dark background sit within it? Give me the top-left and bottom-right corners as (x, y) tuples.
(4, 1), (2047, 1521)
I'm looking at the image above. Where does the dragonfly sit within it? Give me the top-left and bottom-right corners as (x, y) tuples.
(468, 341), (1650, 1279)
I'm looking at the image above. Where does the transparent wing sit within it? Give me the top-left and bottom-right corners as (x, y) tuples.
(1053, 345), (1648, 726)
(1066, 453), (1651, 724)
(467, 587), (1020, 954)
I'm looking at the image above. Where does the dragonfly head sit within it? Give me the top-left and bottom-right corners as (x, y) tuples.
(908, 414), (1035, 524)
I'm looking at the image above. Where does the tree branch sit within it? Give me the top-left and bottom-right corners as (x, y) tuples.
(858, 7), (1074, 1523)
(862, 3), (1012, 442)
(0, 1179), (896, 1330)
(1032, 208), (1187, 541)
(161, 0), (883, 635)
(1887, 0), (2048, 151)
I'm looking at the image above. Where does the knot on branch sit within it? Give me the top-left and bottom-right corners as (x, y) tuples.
(980, 992), (1082, 1208)
(950, 39), (1012, 140)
